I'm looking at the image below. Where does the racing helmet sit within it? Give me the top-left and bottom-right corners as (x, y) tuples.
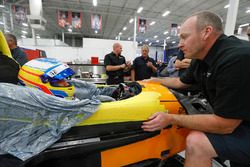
(18, 58), (75, 99)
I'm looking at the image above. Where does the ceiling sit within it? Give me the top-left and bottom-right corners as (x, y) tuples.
(1, 0), (250, 47)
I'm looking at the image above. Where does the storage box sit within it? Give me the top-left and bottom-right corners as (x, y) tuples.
(91, 57), (99, 64)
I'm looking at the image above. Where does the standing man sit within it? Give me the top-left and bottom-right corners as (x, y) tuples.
(104, 43), (131, 85)
(131, 45), (157, 81)
(142, 11), (250, 166)
(5, 33), (28, 66)
(247, 25), (250, 41)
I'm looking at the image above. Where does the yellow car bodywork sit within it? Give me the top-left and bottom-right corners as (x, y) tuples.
(77, 81), (189, 167)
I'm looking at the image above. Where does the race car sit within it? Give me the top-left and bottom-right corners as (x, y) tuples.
(13, 57), (189, 167)
(16, 81), (188, 167)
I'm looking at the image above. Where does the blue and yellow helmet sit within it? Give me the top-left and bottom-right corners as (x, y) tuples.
(18, 58), (75, 99)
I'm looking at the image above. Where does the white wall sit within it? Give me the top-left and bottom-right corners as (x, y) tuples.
(18, 38), (138, 63)
(235, 26), (249, 41)
(82, 38), (137, 62)
(18, 38), (69, 46)
(235, 35), (248, 41)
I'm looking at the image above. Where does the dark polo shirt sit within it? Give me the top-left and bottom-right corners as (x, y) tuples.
(11, 47), (28, 66)
(180, 34), (250, 126)
(132, 56), (157, 81)
(104, 52), (126, 84)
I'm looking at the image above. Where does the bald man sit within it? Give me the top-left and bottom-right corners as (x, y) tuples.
(104, 43), (131, 84)
(142, 11), (250, 166)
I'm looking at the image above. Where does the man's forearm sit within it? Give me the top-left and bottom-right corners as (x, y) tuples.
(150, 77), (187, 89)
(170, 114), (241, 134)
(151, 65), (157, 73)
(106, 65), (122, 71)
(131, 69), (135, 81)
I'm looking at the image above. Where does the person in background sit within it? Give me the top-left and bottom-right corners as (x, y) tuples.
(5, 33), (28, 66)
(104, 43), (131, 85)
(142, 11), (250, 166)
(166, 55), (179, 77)
(174, 49), (191, 76)
(174, 49), (200, 95)
(131, 45), (157, 81)
(72, 13), (81, 29)
(247, 25), (250, 41)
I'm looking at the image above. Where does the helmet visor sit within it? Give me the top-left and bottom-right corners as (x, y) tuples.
(50, 79), (72, 87)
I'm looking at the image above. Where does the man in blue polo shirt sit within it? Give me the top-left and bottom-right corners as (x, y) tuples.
(131, 45), (157, 81)
(5, 33), (28, 66)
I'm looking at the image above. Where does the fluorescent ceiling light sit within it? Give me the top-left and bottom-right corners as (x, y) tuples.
(68, 28), (72, 32)
(137, 7), (143, 13)
(172, 41), (176, 44)
(246, 9), (250, 13)
(162, 10), (170, 17)
(0, 21), (4, 25)
(224, 4), (229, 9)
(145, 39), (148, 42)
(4, 30), (9, 33)
(154, 35), (158, 38)
(36, 36), (40, 39)
(149, 21), (156, 26)
(156, 40), (159, 43)
(239, 23), (249, 28)
(149, 42), (152, 46)
(93, 0), (97, 6)
(94, 30), (98, 34)
(0, 5), (4, 8)
(21, 35), (26, 38)
(129, 18), (134, 23)
(163, 31), (168, 35)
(166, 36), (170, 40)
(119, 32), (122, 35)
(22, 23), (28, 27)
(128, 37), (131, 40)
(139, 41), (142, 44)
(115, 36), (118, 40)
(21, 30), (28, 34)
(123, 27), (127, 31)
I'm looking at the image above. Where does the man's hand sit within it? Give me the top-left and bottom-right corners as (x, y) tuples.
(126, 61), (131, 68)
(175, 58), (191, 70)
(141, 112), (172, 131)
(146, 61), (153, 68)
(146, 61), (157, 72)
(182, 58), (191, 64)
(120, 64), (126, 69)
(124, 61), (131, 72)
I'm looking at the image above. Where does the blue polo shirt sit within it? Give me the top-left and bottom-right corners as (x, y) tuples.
(11, 47), (28, 66)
